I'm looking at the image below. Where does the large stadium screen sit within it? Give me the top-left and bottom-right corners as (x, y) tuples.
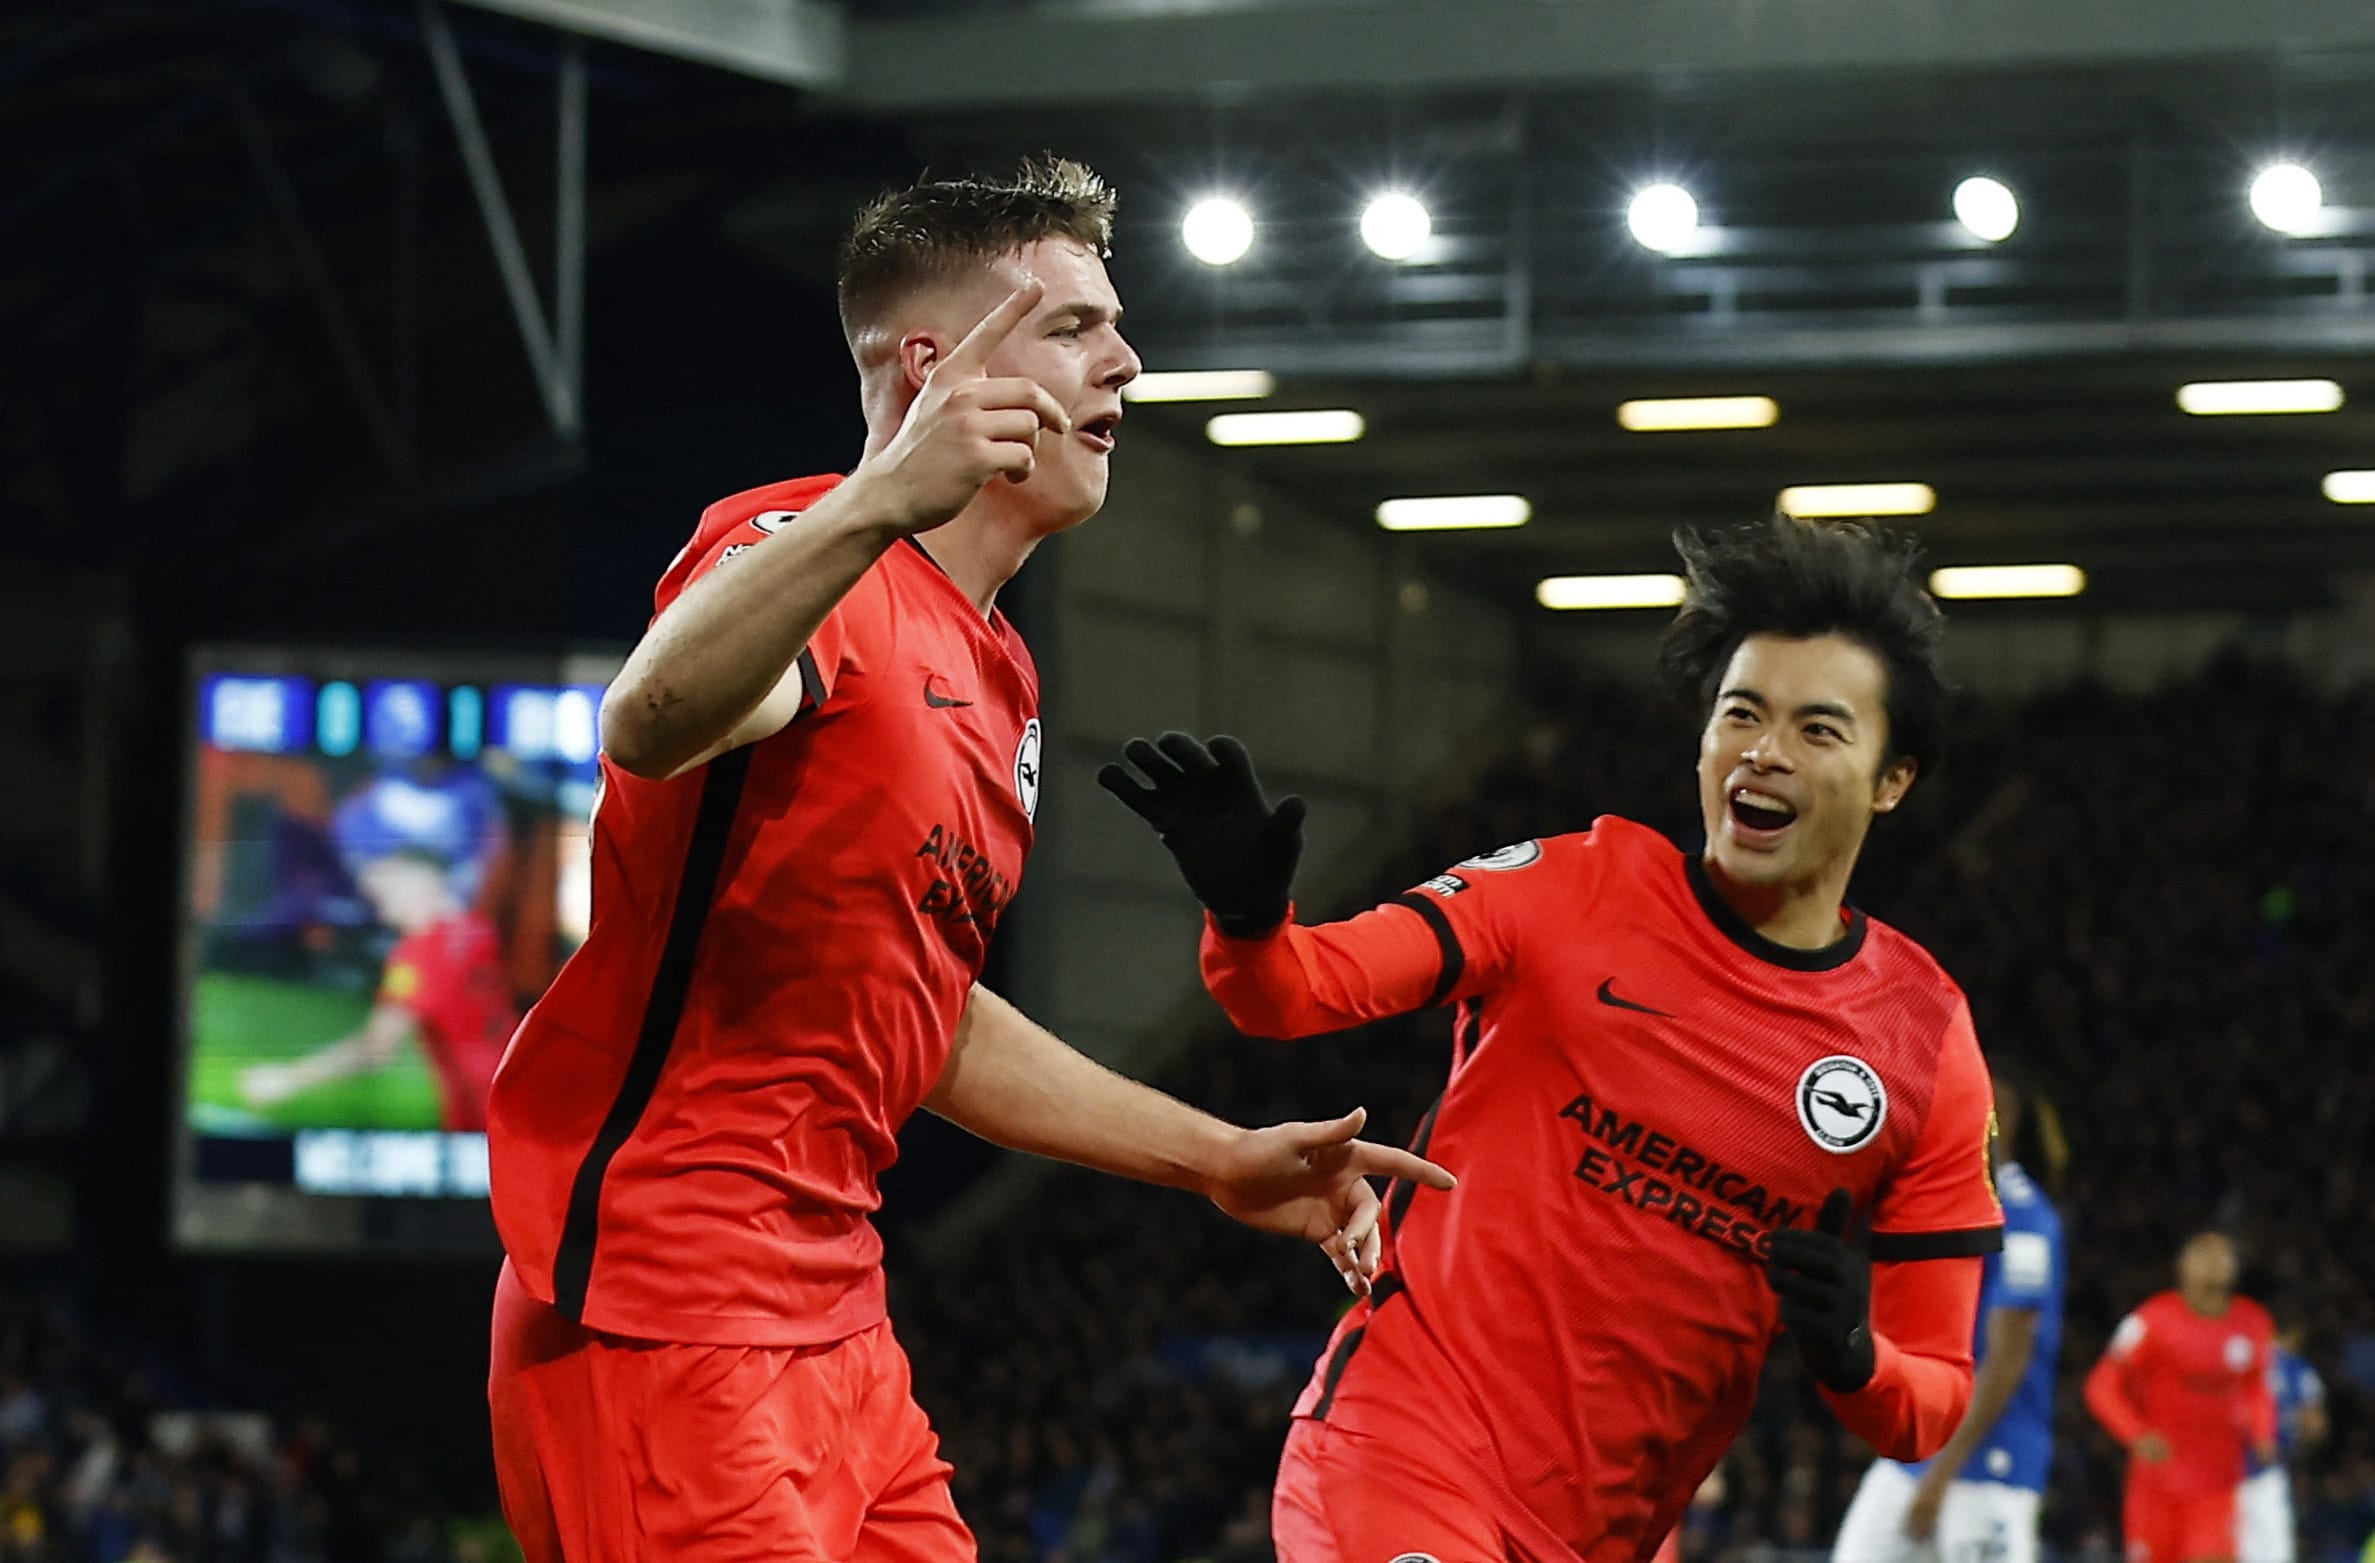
(176, 648), (617, 1251)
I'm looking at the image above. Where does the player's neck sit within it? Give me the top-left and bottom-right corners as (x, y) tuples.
(1701, 855), (1853, 951)
(2180, 1288), (2232, 1318)
(908, 513), (1036, 618)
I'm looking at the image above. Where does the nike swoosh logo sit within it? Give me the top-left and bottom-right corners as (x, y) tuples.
(923, 675), (973, 710)
(1597, 978), (1673, 1018)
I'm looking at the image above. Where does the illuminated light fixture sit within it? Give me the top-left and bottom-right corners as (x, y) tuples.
(1182, 197), (1255, 265)
(1124, 370), (1276, 403)
(2176, 379), (2345, 416)
(1360, 192), (1433, 261)
(1375, 494), (1531, 531)
(1627, 183), (1699, 253)
(1536, 573), (1688, 610)
(1777, 482), (1937, 519)
(1205, 409), (1366, 447)
(2250, 163), (2323, 236)
(1953, 176), (2020, 243)
(1929, 564), (2087, 600)
(2323, 470), (2375, 504)
(1617, 395), (1780, 432)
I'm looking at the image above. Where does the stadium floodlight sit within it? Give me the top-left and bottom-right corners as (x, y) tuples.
(1617, 395), (1780, 432)
(1777, 483), (1937, 519)
(1536, 573), (1689, 610)
(1627, 184), (1699, 253)
(1954, 176), (2020, 243)
(1360, 192), (1433, 261)
(2176, 379), (2345, 416)
(1182, 197), (1255, 265)
(2323, 470), (2375, 504)
(1124, 370), (1277, 403)
(1375, 495), (1532, 531)
(1928, 564), (2087, 600)
(1205, 409), (1366, 446)
(2250, 163), (2323, 236)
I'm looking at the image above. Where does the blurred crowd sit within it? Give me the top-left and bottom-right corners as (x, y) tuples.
(0, 1280), (498, 1563)
(900, 655), (2375, 1561)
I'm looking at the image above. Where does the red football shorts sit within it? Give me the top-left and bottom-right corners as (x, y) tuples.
(488, 1260), (972, 1563)
(1272, 1415), (1518, 1563)
(2123, 1481), (2238, 1563)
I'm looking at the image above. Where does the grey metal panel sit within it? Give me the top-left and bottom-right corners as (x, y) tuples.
(450, 0), (846, 87)
(837, 0), (2375, 111)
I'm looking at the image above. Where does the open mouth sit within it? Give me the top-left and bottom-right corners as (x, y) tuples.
(1728, 786), (1798, 835)
(1076, 414), (1119, 452)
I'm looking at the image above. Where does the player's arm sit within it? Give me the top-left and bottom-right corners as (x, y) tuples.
(2083, 1315), (2162, 1459)
(1912, 1302), (2041, 1489)
(1768, 1187), (1984, 1462)
(2246, 1323), (2279, 1462)
(1839, 1256), (1985, 1461)
(600, 283), (1068, 780)
(2299, 1367), (2330, 1448)
(924, 985), (1454, 1293)
(239, 1002), (417, 1106)
(1101, 734), (1510, 1036)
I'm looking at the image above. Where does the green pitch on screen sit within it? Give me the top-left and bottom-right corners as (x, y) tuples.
(188, 973), (443, 1131)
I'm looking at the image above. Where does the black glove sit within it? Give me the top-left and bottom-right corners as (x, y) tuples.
(1097, 733), (1306, 937)
(1766, 1188), (1875, 1392)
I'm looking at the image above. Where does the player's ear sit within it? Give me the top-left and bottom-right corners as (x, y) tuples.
(897, 330), (949, 393)
(1871, 755), (1916, 815)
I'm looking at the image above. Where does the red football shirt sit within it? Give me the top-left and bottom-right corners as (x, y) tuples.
(488, 475), (1042, 1346)
(381, 909), (514, 1132)
(1203, 818), (2002, 1560)
(2084, 1290), (2276, 1497)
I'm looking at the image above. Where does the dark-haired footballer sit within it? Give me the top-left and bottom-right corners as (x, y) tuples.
(1103, 517), (2005, 1562)
(484, 159), (1450, 1563)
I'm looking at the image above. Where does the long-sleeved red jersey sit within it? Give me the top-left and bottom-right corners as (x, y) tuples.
(1206, 819), (2003, 1559)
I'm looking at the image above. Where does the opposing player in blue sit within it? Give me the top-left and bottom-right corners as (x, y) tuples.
(2238, 1307), (2328, 1563)
(1832, 1068), (2066, 1563)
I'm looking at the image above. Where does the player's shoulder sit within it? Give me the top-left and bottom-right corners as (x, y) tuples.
(694, 472), (847, 540)
(1854, 910), (1965, 1001)
(2235, 1295), (2276, 1333)
(1458, 817), (1674, 888)
(1995, 1161), (2057, 1221)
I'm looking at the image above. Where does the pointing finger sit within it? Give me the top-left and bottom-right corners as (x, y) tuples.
(1351, 1142), (1457, 1190)
(940, 281), (1045, 375)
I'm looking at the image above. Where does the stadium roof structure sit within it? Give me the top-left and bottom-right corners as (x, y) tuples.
(8, 0), (2375, 612)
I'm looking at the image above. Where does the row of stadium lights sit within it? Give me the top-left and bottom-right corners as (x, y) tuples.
(1122, 376), (2375, 608)
(1179, 162), (2339, 266)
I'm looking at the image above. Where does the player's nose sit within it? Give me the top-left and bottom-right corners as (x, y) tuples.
(1102, 333), (1143, 389)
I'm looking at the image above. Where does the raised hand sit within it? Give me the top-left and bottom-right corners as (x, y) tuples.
(1767, 1187), (1877, 1391)
(1098, 733), (1305, 936)
(1204, 1107), (1456, 1296)
(859, 281), (1071, 532)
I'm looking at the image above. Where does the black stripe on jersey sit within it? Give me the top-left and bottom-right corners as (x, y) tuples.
(1870, 1224), (2005, 1261)
(1383, 1094), (1446, 1234)
(1308, 1324), (1368, 1421)
(1308, 1276), (1409, 1421)
(796, 647), (825, 713)
(551, 744), (754, 1323)
(1392, 892), (1464, 1008)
